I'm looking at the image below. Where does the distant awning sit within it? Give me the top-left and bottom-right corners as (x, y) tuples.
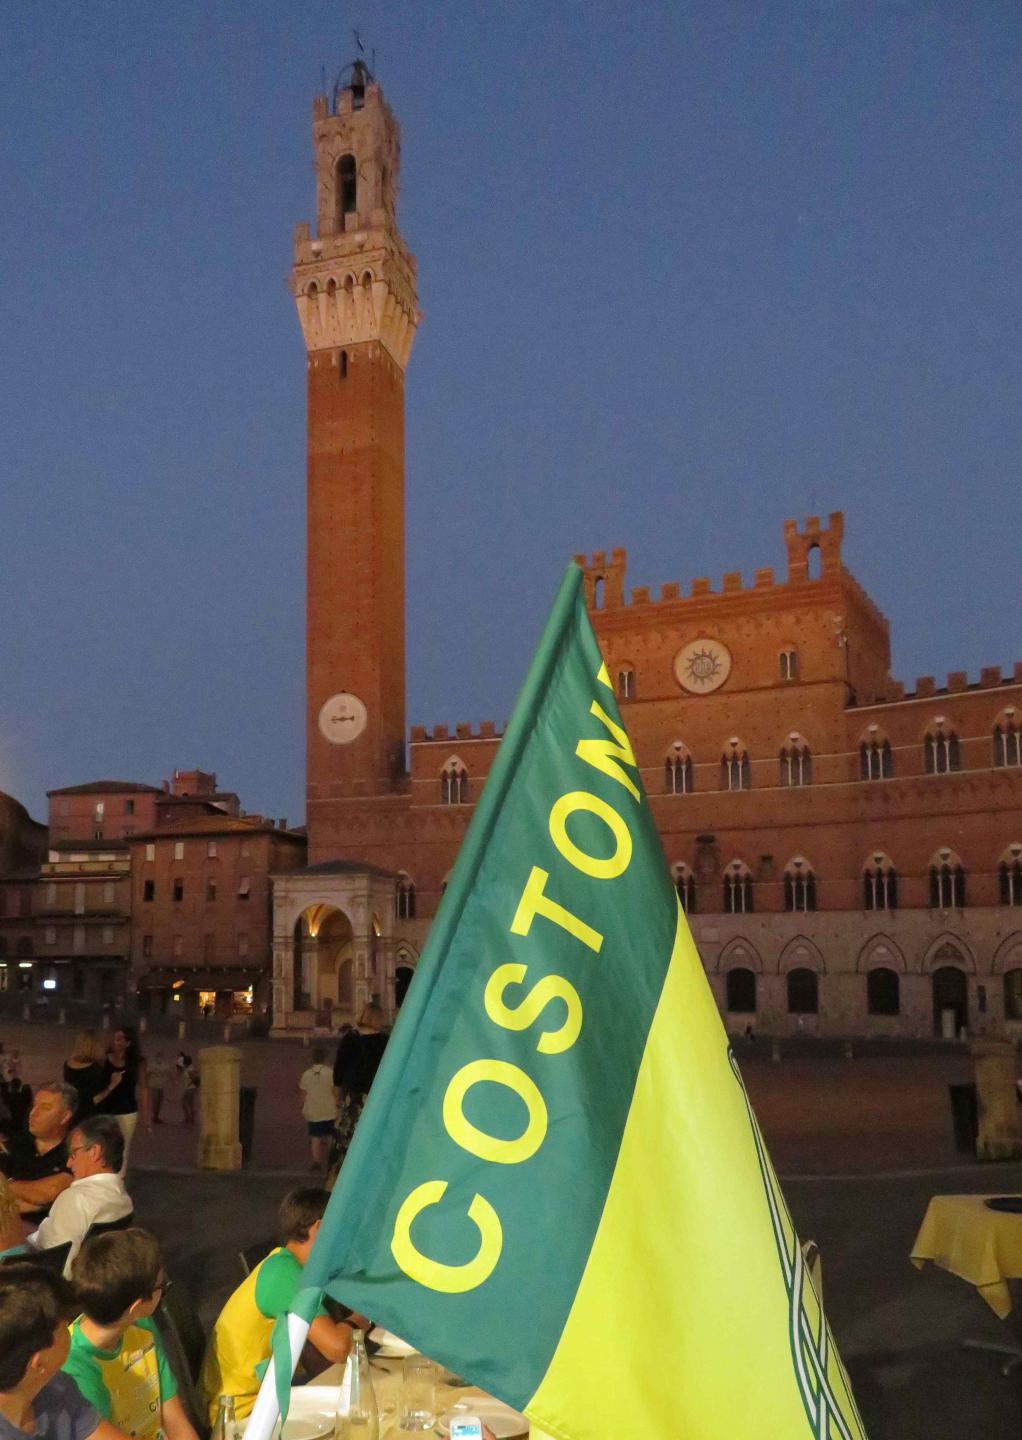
(139, 967), (265, 990)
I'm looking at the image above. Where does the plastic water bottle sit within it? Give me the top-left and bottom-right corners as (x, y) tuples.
(335, 1330), (378, 1440)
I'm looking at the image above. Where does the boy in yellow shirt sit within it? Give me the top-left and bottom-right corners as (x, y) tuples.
(200, 1188), (368, 1426)
(62, 1229), (196, 1440)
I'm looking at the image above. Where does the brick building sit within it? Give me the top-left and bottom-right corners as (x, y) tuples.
(130, 814), (305, 1018)
(0, 771), (305, 1017)
(270, 63), (1022, 1041)
(0, 794), (49, 998)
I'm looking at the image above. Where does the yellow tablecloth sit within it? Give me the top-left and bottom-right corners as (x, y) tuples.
(911, 1193), (1022, 1318)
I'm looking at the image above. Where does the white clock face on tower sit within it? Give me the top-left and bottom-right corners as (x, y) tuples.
(318, 692), (368, 745)
(674, 638), (733, 695)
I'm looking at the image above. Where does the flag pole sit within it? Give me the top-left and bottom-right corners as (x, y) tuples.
(242, 1314), (311, 1440)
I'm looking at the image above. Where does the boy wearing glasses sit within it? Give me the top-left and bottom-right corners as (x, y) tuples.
(62, 1229), (196, 1440)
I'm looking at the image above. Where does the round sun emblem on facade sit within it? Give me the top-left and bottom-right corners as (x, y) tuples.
(674, 638), (732, 695)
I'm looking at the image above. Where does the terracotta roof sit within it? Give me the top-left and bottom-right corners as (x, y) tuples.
(47, 781), (162, 797)
(131, 815), (305, 841)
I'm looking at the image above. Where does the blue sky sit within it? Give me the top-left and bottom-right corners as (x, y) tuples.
(1, 2), (1019, 825)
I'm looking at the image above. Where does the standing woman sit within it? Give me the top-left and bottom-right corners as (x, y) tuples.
(95, 1025), (151, 1173)
(62, 1030), (106, 1121)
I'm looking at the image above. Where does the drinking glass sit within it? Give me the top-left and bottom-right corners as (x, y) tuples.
(398, 1355), (437, 1431)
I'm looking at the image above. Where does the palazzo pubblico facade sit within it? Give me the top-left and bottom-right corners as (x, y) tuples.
(270, 65), (1022, 1041)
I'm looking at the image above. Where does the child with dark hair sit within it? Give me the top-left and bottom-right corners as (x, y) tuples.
(0, 1264), (115, 1440)
(62, 1229), (195, 1440)
(199, 1188), (369, 1427)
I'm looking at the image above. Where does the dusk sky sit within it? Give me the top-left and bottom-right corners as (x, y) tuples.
(1, 2), (1019, 826)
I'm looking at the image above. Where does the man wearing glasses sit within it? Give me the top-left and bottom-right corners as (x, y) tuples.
(30, 1116), (132, 1274)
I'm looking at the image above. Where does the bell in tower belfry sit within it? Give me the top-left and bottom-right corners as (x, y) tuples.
(293, 64), (420, 855)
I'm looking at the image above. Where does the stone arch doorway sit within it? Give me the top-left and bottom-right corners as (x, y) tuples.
(294, 904), (355, 1021)
(395, 964), (414, 1008)
(932, 966), (968, 1038)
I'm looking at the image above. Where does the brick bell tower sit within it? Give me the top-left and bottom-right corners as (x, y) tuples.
(291, 62), (419, 850)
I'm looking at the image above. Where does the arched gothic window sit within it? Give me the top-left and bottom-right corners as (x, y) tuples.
(664, 744), (693, 796)
(779, 649), (798, 681)
(726, 968), (757, 1014)
(617, 666), (635, 700)
(395, 873), (416, 920)
(867, 968), (900, 1016)
(440, 759), (469, 805)
(783, 858), (817, 913)
(787, 968), (818, 1014)
(994, 713), (1022, 768)
(337, 153), (357, 220)
(862, 854), (898, 911)
(924, 722), (961, 775)
(671, 863), (696, 915)
(721, 740), (750, 792)
(723, 861), (754, 914)
(779, 735), (812, 787)
(929, 850), (966, 908)
(999, 845), (1022, 906)
(859, 731), (894, 780)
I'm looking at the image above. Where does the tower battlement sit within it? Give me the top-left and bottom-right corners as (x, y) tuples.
(572, 512), (887, 622)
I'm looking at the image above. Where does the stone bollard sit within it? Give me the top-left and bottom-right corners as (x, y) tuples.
(22, 1005), (30, 1023)
(771, 1040), (781, 1063)
(198, 1047), (243, 1171)
(177, 1020), (186, 1040)
(58, 1008), (66, 1026)
(138, 1017), (147, 1034)
(843, 1041), (854, 1060)
(971, 1038), (1022, 1161)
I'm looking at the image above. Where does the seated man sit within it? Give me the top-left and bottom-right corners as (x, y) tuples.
(200, 1187), (368, 1426)
(30, 1117), (132, 1274)
(0, 1262), (124, 1440)
(62, 1228), (196, 1440)
(0, 1083), (76, 1219)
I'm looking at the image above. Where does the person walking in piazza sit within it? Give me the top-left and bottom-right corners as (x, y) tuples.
(94, 1029), (150, 1175)
(145, 1053), (169, 1127)
(62, 1032), (107, 1123)
(298, 1048), (338, 1172)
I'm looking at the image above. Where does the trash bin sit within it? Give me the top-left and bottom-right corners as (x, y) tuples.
(239, 1086), (257, 1166)
(948, 1082), (978, 1154)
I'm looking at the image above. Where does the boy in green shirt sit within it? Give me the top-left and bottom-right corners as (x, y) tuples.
(62, 1229), (196, 1440)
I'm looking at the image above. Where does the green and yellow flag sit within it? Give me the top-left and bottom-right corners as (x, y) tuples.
(300, 565), (867, 1439)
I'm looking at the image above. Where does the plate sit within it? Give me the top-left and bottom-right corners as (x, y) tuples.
(281, 1416), (333, 1440)
(279, 1385), (344, 1440)
(438, 1396), (529, 1439)
(368, 1325), (416, 1358)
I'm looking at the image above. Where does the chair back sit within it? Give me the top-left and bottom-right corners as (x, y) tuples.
(155, 1280), (207, 1435)
(2, 1242), (72, 1274)
(238, 1239), (275, 1278)
(82, 1212), (135, 1245)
